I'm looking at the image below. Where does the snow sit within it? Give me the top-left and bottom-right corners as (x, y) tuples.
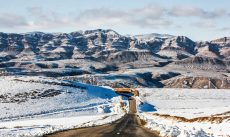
(1, 76), (229, 137)
(140, 113), (230, 137)
(138, 88), (230, 118)
(137, 88), (230, 137)
(134, 33), (174, 42)
(0, 76), (126, 136)
(0, 114), (124, 137)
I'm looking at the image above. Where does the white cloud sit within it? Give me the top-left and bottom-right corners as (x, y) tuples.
(169, 6), (226, 18)
(133, 5), (165, 19)
(27, 7), (69, 28)
(0, 13), (28, 28)
(0, 5), (228, 32)
(74, 5), (171, 29)
(191, 20), (216, 29)
(217, 27), (230, 31)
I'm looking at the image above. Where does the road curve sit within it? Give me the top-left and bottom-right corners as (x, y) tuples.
(44, 97), (160, 137)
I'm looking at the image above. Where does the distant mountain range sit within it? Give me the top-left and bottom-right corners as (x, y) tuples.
(0, 29), (229, 88)
(0, 29), (229, 62)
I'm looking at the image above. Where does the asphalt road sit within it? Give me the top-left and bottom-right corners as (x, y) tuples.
(44, 97), (160, 137)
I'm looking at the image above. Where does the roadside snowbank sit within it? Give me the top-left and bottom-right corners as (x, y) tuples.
(137, 88), (230, 137)
(0, 76), (127, 136)
(139, 113), (230, 137)
(0, 113), (124, 137)
(138, 88), (230, 118)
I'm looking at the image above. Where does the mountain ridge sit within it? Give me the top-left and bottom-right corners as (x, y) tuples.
(0, 29), (229, 88)
(0, 29), (229, 64)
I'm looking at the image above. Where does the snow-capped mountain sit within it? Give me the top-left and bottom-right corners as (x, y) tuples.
(0, 29), (229, 62)
(0, 29), (229, 88)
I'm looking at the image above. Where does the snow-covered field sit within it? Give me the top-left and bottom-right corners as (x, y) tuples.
(0, 76), (127, 136)
(0, 114), (124, 137)
(137, 88), (230, 137)
(1, 76), (230, 137)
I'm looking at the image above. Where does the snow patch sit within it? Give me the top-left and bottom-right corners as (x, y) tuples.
(137, 88), (230, 137)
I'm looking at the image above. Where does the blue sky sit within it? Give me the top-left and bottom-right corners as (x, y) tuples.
(0, 0), (229, 40)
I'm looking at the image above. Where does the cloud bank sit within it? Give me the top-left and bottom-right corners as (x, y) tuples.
(0, 5), (229, 33)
